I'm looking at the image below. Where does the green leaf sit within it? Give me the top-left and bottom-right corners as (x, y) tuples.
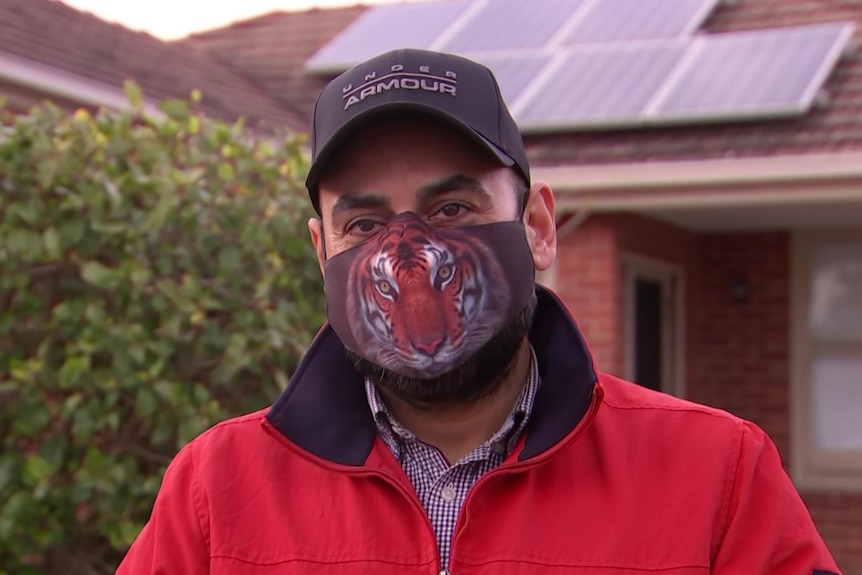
(217, 162), (235, 181)
(62, 393), (83, 417)
(218, 246), (241, 272)
(146, 191), (179, 231)
(107, 518), (143, 549)
(58, 218), (86, 247)
(135, 388), (157, 419)
(0, 458), (18, 493)
(13, 405), (51, 436)
(151, 418), (174, 446)
(58, 355), (90, 389)
(124, 80), (143, 110)
(23, 456), (52, 484)
(6, 229), (41, 256)
(80, 261), (112, 287)
(83, 446), (106, 475)
(42, 227), (60, 259)
(159, 98), (189, 120)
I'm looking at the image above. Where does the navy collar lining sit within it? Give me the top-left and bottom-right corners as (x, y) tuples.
(266, 285), (598, 466)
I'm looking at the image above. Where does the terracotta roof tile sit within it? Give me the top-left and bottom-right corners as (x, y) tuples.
(0, 0), (304, 130)
(182, 5), (369, 131)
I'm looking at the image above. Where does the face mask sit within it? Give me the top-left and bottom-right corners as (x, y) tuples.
(323, 212), (536, 379)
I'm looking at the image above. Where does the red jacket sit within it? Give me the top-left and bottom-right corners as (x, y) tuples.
(117, 288), (841, 575)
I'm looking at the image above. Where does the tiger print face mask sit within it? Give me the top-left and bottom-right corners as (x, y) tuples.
(323, 212), (536, 379)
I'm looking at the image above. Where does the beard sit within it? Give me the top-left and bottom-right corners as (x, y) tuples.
(346, 292), (538, 409)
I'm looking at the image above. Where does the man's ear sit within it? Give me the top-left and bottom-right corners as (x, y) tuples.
(308, 218), (326, 277)
(523, 181), (556, 272)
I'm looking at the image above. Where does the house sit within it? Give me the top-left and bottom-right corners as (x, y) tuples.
(3, 0), (860, 571)
(187, 0), (862, 571)
(0, 0), (304, 129)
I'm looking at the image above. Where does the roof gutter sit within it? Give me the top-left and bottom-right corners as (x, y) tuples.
(0, 50), (163, 117)
(533, 151), (862, 213)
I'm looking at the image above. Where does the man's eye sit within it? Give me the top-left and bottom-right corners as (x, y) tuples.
(438, 203), (465, 218)
(349, 219), (380, 234)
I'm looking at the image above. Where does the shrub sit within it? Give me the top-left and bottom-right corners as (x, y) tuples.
(0, 85), (323, 574)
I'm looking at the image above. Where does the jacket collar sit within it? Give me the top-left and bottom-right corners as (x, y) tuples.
(265, 285), (598, 466)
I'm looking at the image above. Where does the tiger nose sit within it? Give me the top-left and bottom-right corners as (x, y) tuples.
(412, 337), (445, 357)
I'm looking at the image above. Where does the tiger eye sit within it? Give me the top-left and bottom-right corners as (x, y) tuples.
(377, 281), (391, 293)
(438, 266), (451, 279)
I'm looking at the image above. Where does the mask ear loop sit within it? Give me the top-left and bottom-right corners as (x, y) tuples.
(518, 185), (531, 220)
(319, 220), (329, 261)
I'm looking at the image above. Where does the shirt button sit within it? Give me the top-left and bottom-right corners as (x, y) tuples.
(441, 485), (456, 502)
(494, 442), (506, 455)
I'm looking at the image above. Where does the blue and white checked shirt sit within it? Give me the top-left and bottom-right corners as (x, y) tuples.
(365, 347), (541, 568)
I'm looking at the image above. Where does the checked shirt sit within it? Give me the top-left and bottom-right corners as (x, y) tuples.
(364, 348), (541, 568)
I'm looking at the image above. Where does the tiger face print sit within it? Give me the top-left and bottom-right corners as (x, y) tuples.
(345, 214), (510, 377)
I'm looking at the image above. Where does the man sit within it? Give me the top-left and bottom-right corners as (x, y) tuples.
(117, 49), (842, 575)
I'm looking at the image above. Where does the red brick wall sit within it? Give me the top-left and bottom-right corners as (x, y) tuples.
(554, 215), (622, 374)
(692, 232), (862, 574)
(555, 213), (703, 378)
(554, 218), (862, 574)
(688, 233), (791, 452)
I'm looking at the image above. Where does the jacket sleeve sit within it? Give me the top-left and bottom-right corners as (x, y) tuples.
(116, 442), (210, 574)
(711, 421), (841, 575)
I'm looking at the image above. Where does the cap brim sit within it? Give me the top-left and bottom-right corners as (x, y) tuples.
(305, 101), (516, 210)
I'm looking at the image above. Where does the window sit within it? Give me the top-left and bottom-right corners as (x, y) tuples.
(791, 232), (862, 492)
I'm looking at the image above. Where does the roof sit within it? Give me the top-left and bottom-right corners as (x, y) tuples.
(182, 6), (368, 130)
(0, 0), (304, 130)
(523, 0), (862, 167)
(185, 0), (862, 167)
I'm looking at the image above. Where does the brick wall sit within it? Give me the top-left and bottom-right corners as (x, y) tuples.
(554, 216), (862, 574)
(692, 231), (862, 574)
(689, 233), (792, 453)
(555, 213), (703, 379)
(554, 215), (623, 374)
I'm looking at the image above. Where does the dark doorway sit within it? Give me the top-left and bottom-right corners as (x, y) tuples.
(624, 257), (681, 396)
(634, 278), (663, 391)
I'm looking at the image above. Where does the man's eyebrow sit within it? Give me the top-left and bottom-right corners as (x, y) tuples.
(417, 173), (491, 202)
(330, 193), (390, 218)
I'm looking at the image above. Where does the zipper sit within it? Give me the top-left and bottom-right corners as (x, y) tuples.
(448, 384), (604, 562)
(261, 381), (604, 574)
(354, 466), (445, 574)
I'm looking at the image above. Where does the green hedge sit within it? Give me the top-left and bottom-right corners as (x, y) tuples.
(0, 85), (324, 574)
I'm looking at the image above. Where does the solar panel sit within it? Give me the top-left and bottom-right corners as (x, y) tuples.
(515, 41), (688, 131)
(652, 23), (855, 121)
(440, 0), (590, 53)
(464, 52), (553, 109)
(304, 0), (853, 132)
(563, 0), (720, 44)
(305, 0), (473, 73)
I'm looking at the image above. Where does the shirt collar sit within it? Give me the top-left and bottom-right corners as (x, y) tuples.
(365, 345), (542, 459)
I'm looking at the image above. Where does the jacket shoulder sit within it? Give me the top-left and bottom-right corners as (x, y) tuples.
(176, 408), (277, 468)
(598, 372), (745, 425)
(593, 372), (759, 460)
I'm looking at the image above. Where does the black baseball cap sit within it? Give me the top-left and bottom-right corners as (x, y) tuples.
(305, 48), (531, 214)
